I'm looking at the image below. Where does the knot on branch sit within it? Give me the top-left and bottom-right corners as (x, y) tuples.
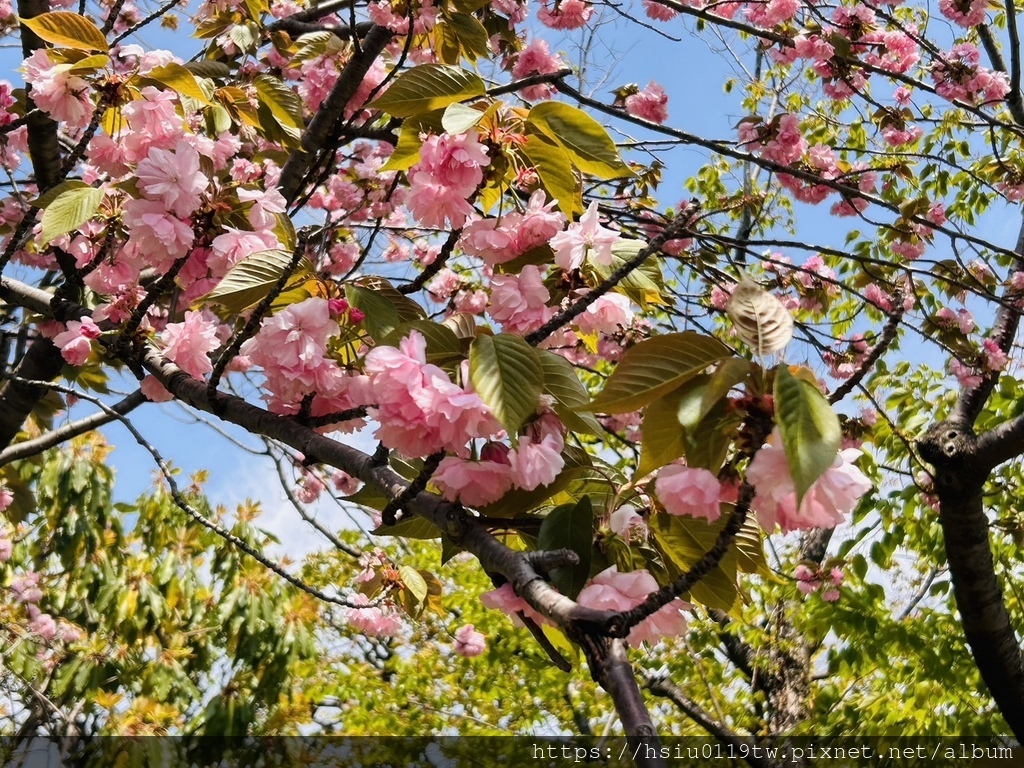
(523, 548), (579, 577)
(918, 420), (984, 497)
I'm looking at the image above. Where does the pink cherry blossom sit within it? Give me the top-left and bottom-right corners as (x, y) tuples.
(345, 594), (403, 637)
(11, 573), (42, 604)
(135, 141), (209, 217)
(624, 81), (669, 124)
(122, 198), (195, 272)
(508, 414), (565, 490)
(609, 506), (647, 541)
(950, 358), (983, 388)
(53, 317), (102, 366)
(655, 465), (722, 521)
(453, 624), (487, 657)
(576, 567), (689, 647)
(512, 40), (565, 101)
(643, 0), (678, 20)
(433, 455), (514, 507)
(537, 0), (593, 29)
(0, 534), (11, 562)
(575, 293), (634, 336)
(747, 431), (872, 532)
(159, 311), (218, 378)
(26, 605), (57, 642)
(550, 202), (620, 271)
(480, 582), (546, 626)
(363, 331), (502, 457)
(22, 50), (93, 128)
(982, 338), (1008, 372)
(515, 190), (566, 252)
(488, 265), (553, 333)
(938, 0), (986, 26)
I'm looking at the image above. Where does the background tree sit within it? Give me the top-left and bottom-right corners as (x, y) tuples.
(0, 0), (1022, 762)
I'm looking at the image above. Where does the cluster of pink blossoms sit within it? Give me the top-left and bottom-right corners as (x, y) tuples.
(655, 465), (723, 521)
(407, 131), (489, 228)
(240, 297), (368, 422)
(747, 431), (872, 533)
(738, 114), (807, 166)
(537, 0), (593, 28)
(937, 0), (987, 27)
(550, 201), (621, 271)
(22, 50), (93, 129)
(624, 82), (669, 124)
(432, 413), (566, 506)
(932, 44), (1010, 104)
(452, 624), (487, 657)
(364, 330), (502, 458)
(460, 190), (565, 267)
(794, 564), (844, 602)
(512, 40), (566, 101)
(487, 265), (555, 334)
(481, 567), (689, 647)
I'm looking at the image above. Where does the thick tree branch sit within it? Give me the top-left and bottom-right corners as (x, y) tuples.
(0, 390), (146, 465)
(278, 25), (393, 205)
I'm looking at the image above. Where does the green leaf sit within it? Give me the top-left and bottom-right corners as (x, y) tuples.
(346, 285), (401, 342)
(650, 513), (738, 612)
(442, 102), (484, 134)
(21, 12), (108, 52)
(202, 250), (313, 314)
(636, 388), (688, 479)
(676, 357), (751, 432)
(143, 62), (213, 105)
(591, 239), (666, 309)
(40, 185), (104, 246)
(32, 178), (88, 210)
(537, 497), (594, 599)
(774, 365), (842, 504)
(446, 13), (491, 60)
(682, 397), (736, 472)
(470, 333), (544, 436)
(521, 135), (582, 216)
(589, 332), (733, 414)
(252, 73), (304, 130)
(479, 449), (593, 518)
(368, 64), (485, 118)
(536, 350), (602, 436)
(526, 102), (632, 180)
(398, 565), (429, 617)
(371, 515), (441, 539)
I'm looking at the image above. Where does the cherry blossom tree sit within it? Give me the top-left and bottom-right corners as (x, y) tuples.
(1, 0), (1024, 760)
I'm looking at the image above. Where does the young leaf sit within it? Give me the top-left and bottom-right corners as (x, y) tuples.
(521, 135), (582, 216)
(21, 12), (108, 52)
(589, 332), (733, 414)
(201, 250), (314, 314)
(590, 239), (667, 309)
(773, 365), (841, 504)
(368, 64), (485, 118)
(636, 387), (688, 479)
(143, 62), (213, 105)
(40, 186), (104, 247)
(252, 74), (304, 131)
(537, 497), (594, 599)
(649, 513), (739, 612)
(526, 102), (632, 179)
(469, 333), (544, 436)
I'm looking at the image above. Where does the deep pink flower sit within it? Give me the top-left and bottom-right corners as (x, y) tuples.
(537, 0), (593, 29)
(512, 40), (565, 101)
(576, 567), (689, 647)
(625, 81), (669, 124)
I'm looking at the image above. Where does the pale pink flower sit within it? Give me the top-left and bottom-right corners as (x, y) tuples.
(508, 415), (565, 490)
(575, 293), (634, 336)
(332, 470), (361, 495)
(122, 198), (195, 271)
(609, 506), (647, 541)
(747, 430), (872, 533)
(514, 190), (565, 252)
(11, 573), (42, 604)
(135, 141), (209, 217)
(655, 465), (722, 521)
(159, 311), (218, 378)
(345, 594), (403, 637)
(53, 317), (101, 366)
(625, 81), (669, 124)
(461, 216), (520, 265)
(22, 50), (93, 128)
(0, 535), (11, 562)
(433, 455), (514, 507)
(453, 624), (487, 657)
(950, 358), (983, 388)
(643, 0), (678, 19)
(480, 582), (546, 626)
(576, 567), (689, 647)
(550, 202), (619, 270)
(938, 0), (986, 26)
(141, 375), (174, 402)
(208, 227), (280, 278)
